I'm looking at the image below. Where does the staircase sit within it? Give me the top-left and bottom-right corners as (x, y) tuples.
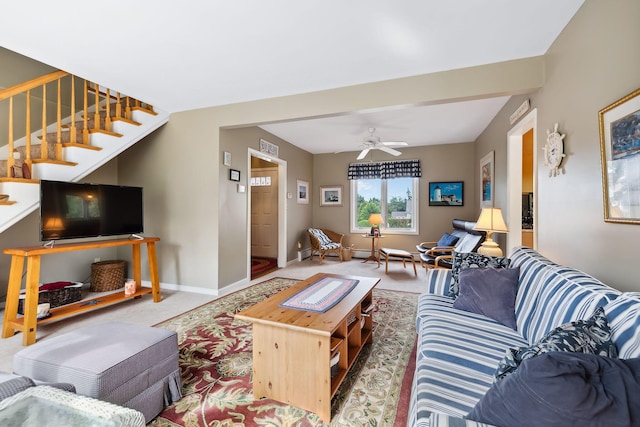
(0, 71), (169, 234)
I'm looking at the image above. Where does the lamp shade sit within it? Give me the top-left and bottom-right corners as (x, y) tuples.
(43, 217), (63, 231)
(474, 208), (508, 233)
(368, 213), (383, 226)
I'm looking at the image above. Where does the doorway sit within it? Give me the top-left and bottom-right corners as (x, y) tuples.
(247, 149), (287, 279)
(506, 108), (537, 255)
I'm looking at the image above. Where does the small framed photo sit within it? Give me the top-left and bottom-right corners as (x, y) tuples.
(320, 185), (343, 207)
(223, 151), (231, 167)
(297, 180), (309, 204)
(429, 181), (464, 206)
(599, 88), (640, 224)
(229, 169), (240, 182)
(480, 151), (494, 208)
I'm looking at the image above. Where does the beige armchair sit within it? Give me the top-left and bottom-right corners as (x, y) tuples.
(307, 228), (344, 263)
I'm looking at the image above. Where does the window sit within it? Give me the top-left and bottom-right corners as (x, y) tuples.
(351, 177), (419, 234)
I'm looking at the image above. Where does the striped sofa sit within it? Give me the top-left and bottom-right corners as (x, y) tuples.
(408, 246), (640, 427)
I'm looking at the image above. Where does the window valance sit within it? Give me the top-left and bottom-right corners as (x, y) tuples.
(347, 159), (422, 180)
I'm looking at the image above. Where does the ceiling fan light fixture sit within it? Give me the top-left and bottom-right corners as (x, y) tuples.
(354, 127), (407, 159)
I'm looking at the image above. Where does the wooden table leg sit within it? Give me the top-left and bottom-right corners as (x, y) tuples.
(132, 243), (142, 292)
(362, 237), (380, 265)
(22, 255), (41, 346)
(147, 242), (161, 302)
(1, 255), (25, 339)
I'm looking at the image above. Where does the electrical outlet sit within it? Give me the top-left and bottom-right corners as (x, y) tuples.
(94, 257), (101, 263)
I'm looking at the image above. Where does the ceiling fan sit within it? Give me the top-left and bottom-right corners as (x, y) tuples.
(355, 128), (408, 160)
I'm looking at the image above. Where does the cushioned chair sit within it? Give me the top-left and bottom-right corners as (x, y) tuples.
(418, 219), (485, 269)
(308, 228), (344, 263)
(416, 219), (473, 254)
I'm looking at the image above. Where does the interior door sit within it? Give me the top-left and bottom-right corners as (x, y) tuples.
(251, 166), (278, 258)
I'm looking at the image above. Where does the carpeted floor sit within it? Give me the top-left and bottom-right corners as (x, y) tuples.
(150, 277), (418, 426)
(251, 256), (278, 279)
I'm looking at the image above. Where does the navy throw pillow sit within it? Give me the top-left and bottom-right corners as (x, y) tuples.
(494, 306), (618, 381)
(449, 252), (511, 298)
(453, 267), (519, 330)
(467, 352), (640, 427)
(436, 232), (459, 247)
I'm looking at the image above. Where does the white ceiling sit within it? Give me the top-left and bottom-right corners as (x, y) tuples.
(0, 1), (584, 155)
(259, 97), (511, 155)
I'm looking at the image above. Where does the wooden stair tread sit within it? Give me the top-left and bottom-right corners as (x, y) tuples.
(61, 143), (102, 151)
(112, 116), (141, 126)
(0, 178), (39, 184)
(89, 129), (123, 138)
(31, 159), (78, 166)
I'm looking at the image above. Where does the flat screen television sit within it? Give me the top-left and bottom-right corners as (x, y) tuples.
(40, 180), (143, 242)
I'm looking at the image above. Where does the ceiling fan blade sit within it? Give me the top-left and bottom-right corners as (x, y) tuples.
(379, 146), (402, 156)
(357, 148), (370, 160)
(381, 141), (408, 146)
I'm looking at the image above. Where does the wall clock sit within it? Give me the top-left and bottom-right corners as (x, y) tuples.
(543, 123), (566, 177)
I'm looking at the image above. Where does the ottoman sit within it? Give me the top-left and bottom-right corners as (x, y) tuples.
(379, 247), (418, 275)
(13, 322), (182, 423)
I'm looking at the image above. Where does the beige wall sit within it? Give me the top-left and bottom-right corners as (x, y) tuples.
(12, 2), (634, 296)
(0, 47), (55, 147)
(218, 127), (313, 286)
(312, 143), (477, 253)
(121, 57), (541, 293)
(0, 162), (121, 299)
(475, 0), (640, 291)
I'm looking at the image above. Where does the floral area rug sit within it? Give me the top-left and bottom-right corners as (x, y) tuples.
(150, 277), (418, 427)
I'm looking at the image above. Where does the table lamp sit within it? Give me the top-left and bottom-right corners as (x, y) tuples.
(473, 207), (508, 256)
(368, 213), (383, 236)
(43, 217), (64, 238)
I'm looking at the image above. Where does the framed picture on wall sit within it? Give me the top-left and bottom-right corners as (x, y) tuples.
(297, 180), (309, 204)
(428, 181), (463, 206)
(480, 151), (494, 208)
(229, 169), (240, 182)
(599, 88), (640, 224)
(320, 186), (343, 207)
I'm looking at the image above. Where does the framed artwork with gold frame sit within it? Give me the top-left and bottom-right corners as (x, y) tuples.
(599, 88), (640, 224)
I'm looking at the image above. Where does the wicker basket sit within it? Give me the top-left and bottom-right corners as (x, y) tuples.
(18, 283), (82, 315)
(90, 260), (126, 292)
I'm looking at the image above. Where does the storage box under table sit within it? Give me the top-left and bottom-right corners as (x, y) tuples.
(17, 282), (83, 315)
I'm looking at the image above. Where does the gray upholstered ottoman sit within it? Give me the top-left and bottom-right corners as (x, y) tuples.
(13, 321), (181, 423)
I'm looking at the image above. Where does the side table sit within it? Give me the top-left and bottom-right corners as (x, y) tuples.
(362, 234), (384, 266)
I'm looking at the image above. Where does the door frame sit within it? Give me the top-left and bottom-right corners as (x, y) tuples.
(506, 108), (537, 255)
(247, 148), (287, 278)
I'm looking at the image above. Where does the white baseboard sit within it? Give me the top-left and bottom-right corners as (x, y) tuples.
(141, 280), (221, 297)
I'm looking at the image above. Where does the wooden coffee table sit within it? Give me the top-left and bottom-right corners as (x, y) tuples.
(235, 273), (379, 422)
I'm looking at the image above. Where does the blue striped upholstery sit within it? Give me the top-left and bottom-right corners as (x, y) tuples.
(409, 247), (635, 427)
(509, 247), (620, 343)
(410, 295), (527, 423)
(604, 293), (640, 358)
(425, 268), (452, 296)
(429, 412), (497, 427)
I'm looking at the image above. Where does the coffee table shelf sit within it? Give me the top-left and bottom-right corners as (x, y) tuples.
(236, 273), (379, 422)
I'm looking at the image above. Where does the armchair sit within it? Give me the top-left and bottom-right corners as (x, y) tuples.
(417, 219), (485, 269)
(308, 228), (344, 264)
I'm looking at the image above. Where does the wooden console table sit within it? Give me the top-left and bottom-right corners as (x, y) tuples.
(1, 237), (161, 346)
(235, 273), (379, 422)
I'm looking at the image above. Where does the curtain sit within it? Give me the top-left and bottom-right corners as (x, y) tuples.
(347, 159), (422, 180)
